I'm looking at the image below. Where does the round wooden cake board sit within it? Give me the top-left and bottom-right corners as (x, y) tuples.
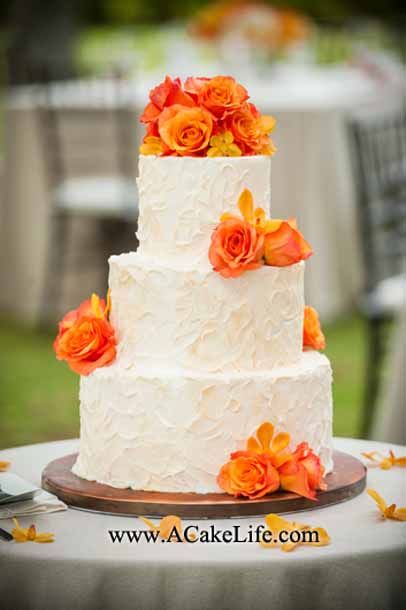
(42, 451), (366, 519)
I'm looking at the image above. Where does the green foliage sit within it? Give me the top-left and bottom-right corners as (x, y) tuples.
(0, 318), (79, 449)
(83, 0), (404, 24)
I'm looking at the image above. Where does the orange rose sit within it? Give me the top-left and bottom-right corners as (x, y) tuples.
(303, 305), (326, 350)
(217, 451), (280, 499)
(53, 294), (116, 376)
(264, 219), (313, 267)
(185, 75), (248, 119)
(278, 442), (326, 500)
(224, 102), (276, 154)
(158, 104), (213, 156)
(209, 217), (265, 278)
(140, 76), (195, 125)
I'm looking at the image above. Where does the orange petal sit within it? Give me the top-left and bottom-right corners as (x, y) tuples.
(159, 515), (183, 541)
(264, 221), (313, 267)
(303, 306), (326, 351)
(367, 488), (388, 516)
(219, 212), (240, 223)
(299, 526), (331, 548)
(247, 436), (262, 453)
(139, 516), (158, 531)
(105, 289), (112, 318)
(140, 136), (164, 156)
(392, 508), (406, 521)
(279, 460), (316, 501)
(253, 207), (266, 224)
(380, 458), (393, 470)
(35, 532), (55, 543)
(11, 518), (30, 542)
(141, 515), (184, 541)
(27, 525), (37, 541)
(256, 422), (274, 452)
(140, 101), (161, 124)
(362, 451), (380, 463)
(261, 514), (329, 552)
(271, 432), (290, 454)
(262, 219), (283, 233)
(11, 530), (29, 542)
(265, 513), (295, 533)
(238, 189), (254, 223)
(90, 294), (103, 318)
(260, 115), (276, 134)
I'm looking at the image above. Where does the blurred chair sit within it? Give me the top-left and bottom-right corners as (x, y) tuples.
(348, 106), (406, 438)
(35, 71), (138, 324)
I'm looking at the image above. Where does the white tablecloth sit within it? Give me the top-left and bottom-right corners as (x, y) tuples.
(0, 437), (405, 610)
(3, 69), (402, 323)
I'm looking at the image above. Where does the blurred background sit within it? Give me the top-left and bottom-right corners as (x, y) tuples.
(0, 0), (405, 450)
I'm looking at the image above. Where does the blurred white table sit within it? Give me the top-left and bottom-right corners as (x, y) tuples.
(0, 437), (405, 610)
(373, 306), (406, 445)
(1, 67), (402, 322)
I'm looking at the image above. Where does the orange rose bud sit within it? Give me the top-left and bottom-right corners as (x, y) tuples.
(209, 217), (265, 278)
(291, 442), (326, 491)
(140, 76), (195, 124)
(217, 451), (280, 499)
(224, 102), (275, 155)
(158, 104), (213, 156)
(303, 305), (326, 350)
(264, 219), (313, 267)
(278, 442), (325, 500)
(185, 75), (248, 120)
(278, 458), (316, 501)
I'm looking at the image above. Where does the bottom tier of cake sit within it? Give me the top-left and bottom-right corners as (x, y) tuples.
(73, 351), (333, 493)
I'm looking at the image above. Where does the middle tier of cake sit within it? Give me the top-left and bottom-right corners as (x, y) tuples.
(110, 252), (305, 373)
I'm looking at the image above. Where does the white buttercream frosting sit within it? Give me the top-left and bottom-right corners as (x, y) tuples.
(109, 252), (304, 373)
(73, 154), (335, 494)
(136, 155), (271, 267)
(73, 351), (333, 493)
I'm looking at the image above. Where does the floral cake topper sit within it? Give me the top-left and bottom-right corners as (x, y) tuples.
(139, 75), (276, 157)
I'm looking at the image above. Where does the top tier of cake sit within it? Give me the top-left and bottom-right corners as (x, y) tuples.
(136, 154), (271, 268)
(110, 153), (305, 374)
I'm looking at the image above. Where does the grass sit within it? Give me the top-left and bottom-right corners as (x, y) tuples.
(0, 317), (79, 449)
(0, 314), (366, 450)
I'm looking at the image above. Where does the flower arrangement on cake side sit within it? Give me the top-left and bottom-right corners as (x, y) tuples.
(53, 292), (116, 375)
(139, 75), (276, 157)
(209, 188), (312, 277)
(53, 291), (326, 376)
(217, 421), (326, 500)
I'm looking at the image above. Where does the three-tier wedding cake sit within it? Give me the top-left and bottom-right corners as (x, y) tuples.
(55, 76), (333, 497)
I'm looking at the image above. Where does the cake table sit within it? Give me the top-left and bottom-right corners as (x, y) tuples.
(1, 437), (404, 610)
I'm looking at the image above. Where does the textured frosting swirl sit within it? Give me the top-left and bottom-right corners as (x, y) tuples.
(73, 351), (333, 494)
(109, 252), (304, 373)
(136, 155), (271, 267)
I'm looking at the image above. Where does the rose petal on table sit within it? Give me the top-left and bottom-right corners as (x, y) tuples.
(362, 450), (406, 470)
(11, 518), (55, 543)
(140, 515), (186, 542)
(367, 488), (406, 521)
(260, 513), (330, 552)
